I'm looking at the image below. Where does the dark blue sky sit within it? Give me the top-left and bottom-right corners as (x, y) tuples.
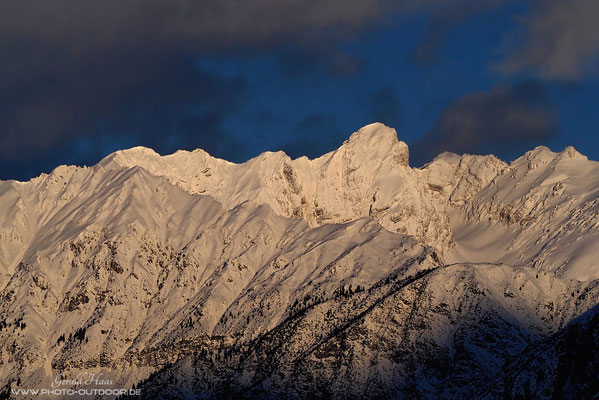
(1, 0), (598, 180)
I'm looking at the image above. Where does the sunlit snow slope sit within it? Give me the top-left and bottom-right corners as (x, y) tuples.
(1, 122), (599, 399)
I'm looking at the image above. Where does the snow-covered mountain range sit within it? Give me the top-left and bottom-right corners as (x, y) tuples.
(1, 123), (599, 399)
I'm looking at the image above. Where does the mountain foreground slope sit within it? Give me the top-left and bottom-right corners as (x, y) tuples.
(1, 123), (599, 399)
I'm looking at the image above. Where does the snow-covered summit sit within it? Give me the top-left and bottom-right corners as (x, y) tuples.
(342, 122), (409, 166)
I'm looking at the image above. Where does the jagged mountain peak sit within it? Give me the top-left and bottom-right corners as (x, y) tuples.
(560, 145), (586, 160)
(427, 150), (462, 165)
(3, 124), (596, 268)
(17, 123), (596, 268)
(345, 122), (399, 147)
(516, 144), (588, 170)
(102, 122), (407, 172)
(93, 123), (427, 242)
(339, 122), (409, 167)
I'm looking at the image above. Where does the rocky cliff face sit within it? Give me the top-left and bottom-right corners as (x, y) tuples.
(1, 123), (599, 399)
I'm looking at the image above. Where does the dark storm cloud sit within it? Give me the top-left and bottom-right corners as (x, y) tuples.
(0, 52), (248, 153)
(0, 0), (546, 180)
(371, 85), (401, 128)
(0, 1), (390, 51)
(0, 0), (398, 174)
(0, 47), (248, 177)
(411, 81), (558, 166)
(413, 0), (514, 65)
(497, 0), (599, 80)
